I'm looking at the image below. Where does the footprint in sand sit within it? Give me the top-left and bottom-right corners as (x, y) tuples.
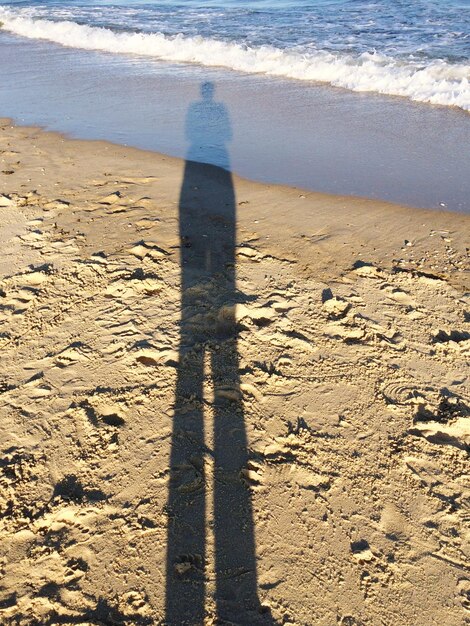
(457, 579), (470, 614)
(18, 270), (49, 287)
(127, 241), (169, 260)
(71, 400), (127, 430)
(410, 415), (470, 451)
(105, 276), (162, 299)
(350, 539), (375, 563)
(240, 459), (265, 488)
(218, 303), (275, 327)
(323, 323), (366, 342)
(380, 379), (432, 406)
(385, 288), (417, 308)
(432, 329), (470, 353)
(52, 342), (93, 368)
(0, 285), (41, 315)
(96, 318), (141, 339)
(134, 346), (178, 368)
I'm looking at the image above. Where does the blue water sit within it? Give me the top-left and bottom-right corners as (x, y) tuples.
(1, 0), (469, 110)
(3, 0), (470, 62)
(1, 1), (469, 211)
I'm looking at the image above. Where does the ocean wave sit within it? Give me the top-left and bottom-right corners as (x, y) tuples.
(0, 7), (469, 111)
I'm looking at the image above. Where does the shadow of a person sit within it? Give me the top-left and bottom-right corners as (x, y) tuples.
(165, 82), (272, 624)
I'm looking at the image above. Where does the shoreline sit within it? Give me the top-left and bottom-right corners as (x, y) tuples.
(2, 32), (470, 213)
(1, 118), (469, 625)
(1, 117), (469, 290)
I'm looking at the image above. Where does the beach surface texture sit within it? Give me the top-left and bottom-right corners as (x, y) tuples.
(0, 120), (469, 625)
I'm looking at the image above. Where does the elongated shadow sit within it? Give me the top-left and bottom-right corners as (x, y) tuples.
(165, 83), (272, 624)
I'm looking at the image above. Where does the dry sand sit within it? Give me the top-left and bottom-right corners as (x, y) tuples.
(0, 119), (469, 625)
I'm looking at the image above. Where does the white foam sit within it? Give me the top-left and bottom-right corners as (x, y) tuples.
(1, 7), (469, 111)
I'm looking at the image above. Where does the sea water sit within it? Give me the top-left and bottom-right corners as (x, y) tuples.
(1, 0), (469, 110)
(0, 0), (469, 210)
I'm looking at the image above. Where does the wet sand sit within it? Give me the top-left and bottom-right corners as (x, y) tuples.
(1, 33), (470, 212)
(0, 119), (469, 625)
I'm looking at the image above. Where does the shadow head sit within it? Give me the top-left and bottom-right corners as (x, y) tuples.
(201, 81), (215, 101)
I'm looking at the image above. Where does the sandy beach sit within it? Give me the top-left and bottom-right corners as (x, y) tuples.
(0, 118), (469, 625)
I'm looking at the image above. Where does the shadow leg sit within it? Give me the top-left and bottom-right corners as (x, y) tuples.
(165, 337), (206, 625)
(211, 341), (264, 623)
